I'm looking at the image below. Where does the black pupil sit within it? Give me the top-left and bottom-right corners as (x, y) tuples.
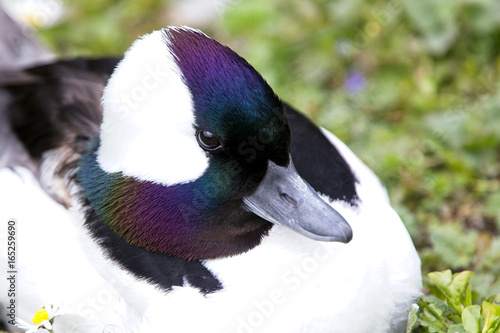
(198, 131), (221, 150)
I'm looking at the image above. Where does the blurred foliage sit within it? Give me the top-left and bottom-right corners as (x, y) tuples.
(34, 0), (170, 56)
(19, 0), (500, 330)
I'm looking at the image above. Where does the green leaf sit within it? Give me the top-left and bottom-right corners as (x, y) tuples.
(449, 271), (474, 311)
(428, 303), (447, 323)
(451, 271), (473, 298)
(429, 270), (453, 300)
(428, 270), (473, 315)
(406, 304), (419, 333)
(462, 305), (481, 333)
(417, 295), (457, 331)
(485, 294), (500, 306)
(449, 324), (467, 333)
(464, 283), (473, 308)
(482, 302), (500, 333)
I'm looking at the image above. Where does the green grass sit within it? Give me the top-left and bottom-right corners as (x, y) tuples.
(29, 0), (500, 330)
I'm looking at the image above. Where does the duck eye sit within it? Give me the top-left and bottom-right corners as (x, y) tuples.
(196, 130), (222, 151)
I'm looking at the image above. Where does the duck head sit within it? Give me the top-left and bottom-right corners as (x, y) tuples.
(78, 27), (352, 261)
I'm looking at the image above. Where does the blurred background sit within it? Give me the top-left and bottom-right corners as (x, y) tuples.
(2, 0), (499, 301)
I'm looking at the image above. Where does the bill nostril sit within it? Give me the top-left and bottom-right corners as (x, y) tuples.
(280, 192), (298, 208)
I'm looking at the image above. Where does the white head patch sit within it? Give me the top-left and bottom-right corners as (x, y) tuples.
(97, 30), (209, 185)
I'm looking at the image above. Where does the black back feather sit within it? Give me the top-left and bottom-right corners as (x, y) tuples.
(1, 57), (120, 169)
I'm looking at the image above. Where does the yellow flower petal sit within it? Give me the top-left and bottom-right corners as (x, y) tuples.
(32, 308), (50, 325)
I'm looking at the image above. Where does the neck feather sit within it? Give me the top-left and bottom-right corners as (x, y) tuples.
(78, 144), (271, 261)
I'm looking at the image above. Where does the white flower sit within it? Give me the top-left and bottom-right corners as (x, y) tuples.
(16, 304), (61, 333)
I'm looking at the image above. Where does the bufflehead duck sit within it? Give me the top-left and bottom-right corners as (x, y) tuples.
(0, 26), (421, 333)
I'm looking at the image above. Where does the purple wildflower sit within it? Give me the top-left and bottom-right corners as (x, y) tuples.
(343, 71), (366, 94)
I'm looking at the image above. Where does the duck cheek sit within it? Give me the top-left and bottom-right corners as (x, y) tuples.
(210, 161), (266, 197)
